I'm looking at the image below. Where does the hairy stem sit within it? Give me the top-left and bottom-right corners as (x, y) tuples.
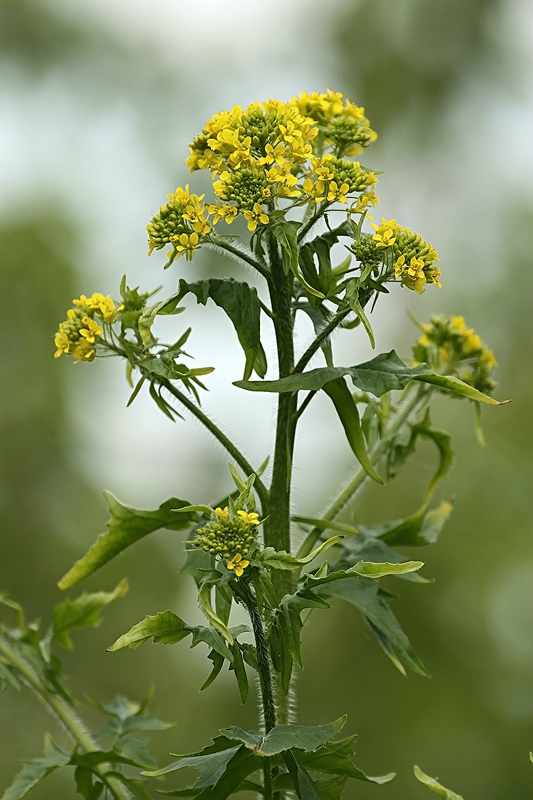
(0, 635), (131, 800)
(207, 237), (271, 281)
(157, 378), (269, 512)
(294, 306), (351, 375)
(297, 202), (330, 243)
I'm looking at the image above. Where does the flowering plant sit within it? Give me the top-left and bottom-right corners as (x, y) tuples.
(1, 90), (504, 800)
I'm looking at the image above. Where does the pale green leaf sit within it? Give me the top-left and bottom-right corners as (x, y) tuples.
(349, 561), (424, 579)
(413, 766), (464, 799)
(1, 735), (70, 800)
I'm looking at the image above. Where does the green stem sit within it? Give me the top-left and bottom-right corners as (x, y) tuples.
(0, 635), (131, 800)
(297, 202), (330, 243)
(264, 234), (295, 572)
(296, 386), (429, 558)
(207, 237), (271, 281)
(294, 306), (350, 375)
(157, 378), (269, 512)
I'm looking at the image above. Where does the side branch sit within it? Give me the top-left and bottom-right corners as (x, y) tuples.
(158, 378), (269, 511)
(294, 306), (351, 374)
(207, 237), (271, 281)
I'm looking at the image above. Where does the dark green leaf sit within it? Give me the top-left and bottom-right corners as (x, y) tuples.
(58, 494), (200, 590)
(271, 221), (325, 299)
(104, 773), (153, 800)
(52, 579), (128, 650)
(138, 293), (184, 346)
(322, 378), (382, 483)
(364, 500), (454, 547)
(1, 735), (69, 800)
(297, 737), (395, 784)
(177, 278), (267, 380)
(316, 576), (428, 676)
(234, 350), (430, 396)
(74, 768), (104, 800)
(228, 642), (248, 704)
(413, 766), (464, 799)
(223, 718), (346, 756)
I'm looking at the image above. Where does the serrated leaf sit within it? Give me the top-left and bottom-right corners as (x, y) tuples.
(116, 737), (156, 769)
(413, 766), (464, 799)
(1, 735), (70, 800)
(177, 278), (267, 380)
(322, 378), (383, 483)
(107, 611), (233, 661)
(144, 745), (240, 782)
(234, 350), (429, 396)
(58, 494), (200, 590)
(223, 718), (346, 756)
(52, 579), (128, 650)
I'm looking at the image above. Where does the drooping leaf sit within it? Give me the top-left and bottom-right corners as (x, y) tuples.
(345, 280), (375, 348)
(58, 494), (201, 590)
(198, 584), (234, 644)
(413, 373), (506, 405)
(177, 278), (267, 380)
(271, 220), (325, 299)
(1, 735), (70, 800)
(295, 734), (394, 783)
(228, 641), (248, 704)
(413, 766), (464, 799)
(348, 561), (424, 578)
(322, 378), (383, 483)
(235, 350), (430, 396)
(52, 579), (128, 650)
(223, 718), (346, 756)
(107, 611), (233, 661)
(313, 575), (428, 676)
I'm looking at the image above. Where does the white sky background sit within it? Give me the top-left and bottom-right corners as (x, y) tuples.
(2, 0), (533, 517)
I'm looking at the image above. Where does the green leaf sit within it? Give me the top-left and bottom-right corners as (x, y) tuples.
(413, 766), (464, 799)
(138, 293), (184, 347)
(349, 561), (423, 578)
(198, 584), (234, 645)
(368, 500), (454, 547)
(314, 575), (428, 676)
(296, 734), (394, 783)
(335, 537), (429, 585)
(322, 378), (383, 483)
(116, 737), (156, 769)
(255, 536), (343, 571)
(144, 746), (240, 783)
(413, 373), (505, 405)
(107, 611), (233, 661)
(52, 579), (128, 650)
(223, 718), (346, 756)
(345, 280), (375, 348)
(73, 767), (104, 800)
(177, 278), (267, 380)
(271, 220), (325, 299)
(292, 517), (360, 536)
(104, 773), (153, 800)
(228, 641), (248, 704)
(234, 350), (429, 396)
(1, 735), (70, 800)
(58, 494), (200, 590)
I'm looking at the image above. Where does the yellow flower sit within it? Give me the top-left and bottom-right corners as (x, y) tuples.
(79, 316), (104, 344)
(242, 203), (269, 232)
(226, 552), (250, 577)
(215, 506), (229, 518)
(207, 203), (239, 225)
(171, 232), (201, 261)
(236, 510), (260, 525)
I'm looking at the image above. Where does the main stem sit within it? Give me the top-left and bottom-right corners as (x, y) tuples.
(265, 236), (295, 593)
(0, 635), (131, 800)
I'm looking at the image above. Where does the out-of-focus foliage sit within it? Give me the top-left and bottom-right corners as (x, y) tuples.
(336, 0), (504, 138)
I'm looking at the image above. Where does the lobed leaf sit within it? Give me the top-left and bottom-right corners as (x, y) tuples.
(1, 735), (70, 800)
(222, 718), (346, 756)
(58, 494), (200, 590)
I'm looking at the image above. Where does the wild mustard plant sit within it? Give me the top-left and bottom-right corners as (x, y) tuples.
(1, 90), (505, 800)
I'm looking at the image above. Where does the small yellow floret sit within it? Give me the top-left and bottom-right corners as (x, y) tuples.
(227, 552), (250, 577)
(236, 510), (260, 525)
(215, 507), (229, 518)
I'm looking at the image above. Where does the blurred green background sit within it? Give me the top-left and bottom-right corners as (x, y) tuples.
(1, 0), (533, 797)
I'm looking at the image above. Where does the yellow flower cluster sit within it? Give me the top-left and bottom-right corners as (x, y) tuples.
(413, 315), (497, 394)
(291, 89), (378, 155)
(303, 154), (377, 204)
(54, 293), (122, 362)
(371, 218), (441, 292)
(146, 185), (211, 259)
(193, 506), (261, 577)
